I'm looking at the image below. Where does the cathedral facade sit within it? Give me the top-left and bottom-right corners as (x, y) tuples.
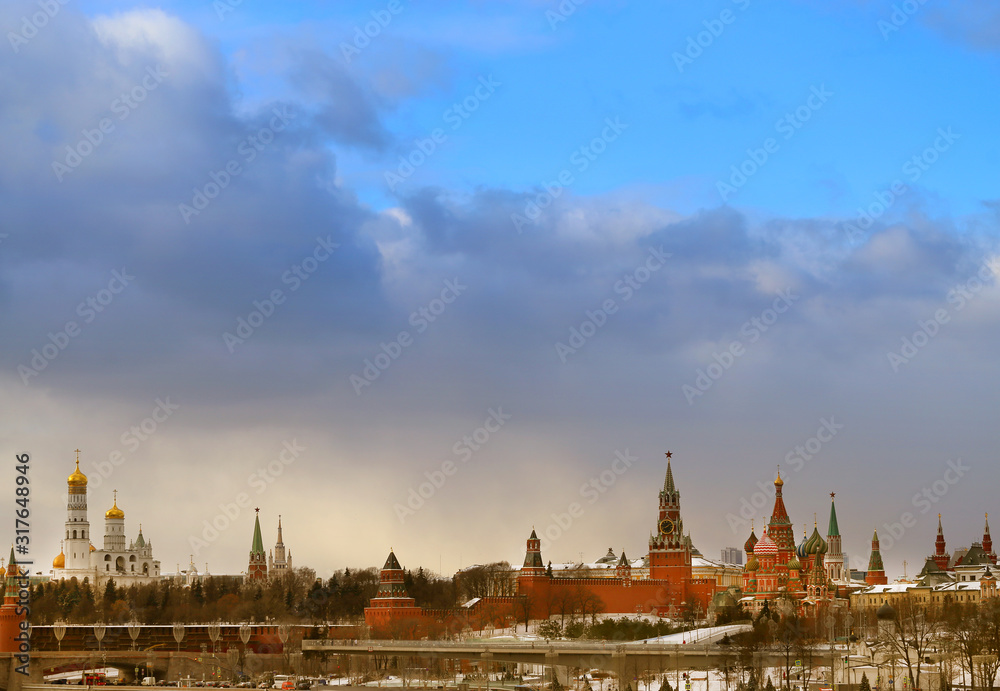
(740, 473), (848, 612)
(51, 453), (161, 586)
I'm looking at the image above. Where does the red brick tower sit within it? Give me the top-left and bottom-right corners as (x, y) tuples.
(648, 452), (692, 605)
(0, 547), (27, 653)
(521, 529), (545, 577)
(866, 529), (888, 585)
(933, 514), (949, 571)
(615, 551), (632, 583)
(247, 509), (268, 581)
(364, 550), (423, 628)
(984, 513), (996, 565)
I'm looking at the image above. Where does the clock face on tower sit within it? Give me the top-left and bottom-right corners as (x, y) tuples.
(659, 518), (675, 535)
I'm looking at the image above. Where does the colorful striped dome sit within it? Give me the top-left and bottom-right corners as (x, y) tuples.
(754, 529), (778, 555)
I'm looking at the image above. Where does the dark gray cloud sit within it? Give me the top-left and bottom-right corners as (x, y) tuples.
(1, 2), (998, 580)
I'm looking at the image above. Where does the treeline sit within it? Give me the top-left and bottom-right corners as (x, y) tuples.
(539, 616), (686, 641)
(27, 565), (461, 624)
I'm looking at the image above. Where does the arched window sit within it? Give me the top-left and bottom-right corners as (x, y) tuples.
(143, 563), (149, 575)
(72, 530), (77, 539)
(129, 555), (136, 562)
(104, 554), (111, 561)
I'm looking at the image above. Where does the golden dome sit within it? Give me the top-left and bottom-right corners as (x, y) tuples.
(89, 543), (96, 552)
(53, 551), (65, 568)
(774, 471), (784, 487)
(68, 454), (88, 487)
(105, 492), (125, 520)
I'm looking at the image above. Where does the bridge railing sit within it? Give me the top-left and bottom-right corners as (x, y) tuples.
(302, 639), (707, 652)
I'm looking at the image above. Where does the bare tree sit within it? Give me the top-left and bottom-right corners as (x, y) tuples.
(877, 596), (941, 691)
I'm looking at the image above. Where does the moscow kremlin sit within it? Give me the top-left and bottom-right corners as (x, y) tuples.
(0, 447), (996, 653)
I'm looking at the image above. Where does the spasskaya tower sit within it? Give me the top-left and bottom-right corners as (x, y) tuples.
(648, 451), (693, 604)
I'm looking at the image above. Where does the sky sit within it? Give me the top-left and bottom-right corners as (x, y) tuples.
(0, 0), (998, 584)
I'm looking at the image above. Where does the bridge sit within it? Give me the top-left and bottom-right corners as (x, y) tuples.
(301, 625), (833, 681)
(0, 650), (287, 691)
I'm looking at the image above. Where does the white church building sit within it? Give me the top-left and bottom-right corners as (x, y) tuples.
(51, 452), (161, 585)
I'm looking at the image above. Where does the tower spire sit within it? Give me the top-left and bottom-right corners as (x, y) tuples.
(247, 508), (267, 581)
(985, 512), (995, 564)
(934, 513), (949, 570)
(866, 529), (887, 585)
(663, 451), (675, 493)
(828, 493), (840, 536)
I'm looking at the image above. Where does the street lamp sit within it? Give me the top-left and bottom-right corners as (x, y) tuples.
(54, 621), (67, 652)
(173, 622), (186, 653)
(128, 620), (141, 651)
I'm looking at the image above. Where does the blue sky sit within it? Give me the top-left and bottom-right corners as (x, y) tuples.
(71, 0), (999, 217)
(2, 0), (999, 579)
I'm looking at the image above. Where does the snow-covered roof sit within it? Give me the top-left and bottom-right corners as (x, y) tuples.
(693, 556), (741, 569)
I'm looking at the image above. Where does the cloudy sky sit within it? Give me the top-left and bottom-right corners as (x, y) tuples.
(1, 0), (998, 583)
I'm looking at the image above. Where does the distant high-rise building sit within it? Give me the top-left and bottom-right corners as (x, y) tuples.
(721, 547), (742, 565)
(268, 515), (293, 576)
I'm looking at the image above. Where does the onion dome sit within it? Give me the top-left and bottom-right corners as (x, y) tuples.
(796, 529), (809, 559)
(744, 529), (758, 554)
(804, 525), (828, 555)
(876, 602), (897, 620)
(787, 554), (802, 571)
(774, 471), (784, 487)
(105, 490), (125, 520)
(745, 555), (759, 572)
(68, 456), (88, 487)
(53, 550), (65, 568)
(754, 529), (778, 556)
